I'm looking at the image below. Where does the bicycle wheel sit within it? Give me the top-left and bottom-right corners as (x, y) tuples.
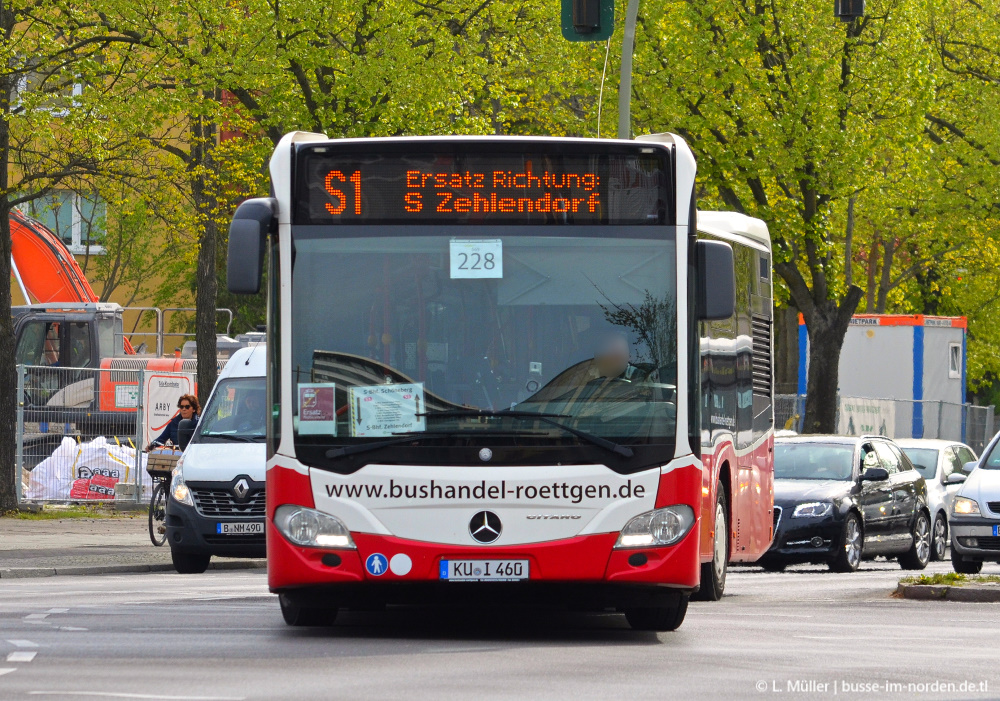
(148, 481), (168, 547)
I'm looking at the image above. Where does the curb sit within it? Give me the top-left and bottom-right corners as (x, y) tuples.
(0, 560), (266, 579)
(896, 583), (1000, 603)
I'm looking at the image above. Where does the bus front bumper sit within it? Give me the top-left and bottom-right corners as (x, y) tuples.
(266, 522), (700, 602)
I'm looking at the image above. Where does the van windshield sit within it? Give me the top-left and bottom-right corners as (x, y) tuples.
(195, 377), (267, 443)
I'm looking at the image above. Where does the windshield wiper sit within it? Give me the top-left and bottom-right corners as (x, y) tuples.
(419, 408), (634, 458)
(200, 434), (259, 442)
(325, 432), (453, 459)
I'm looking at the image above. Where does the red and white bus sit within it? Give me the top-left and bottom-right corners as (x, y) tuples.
(225, 132), (774, 630)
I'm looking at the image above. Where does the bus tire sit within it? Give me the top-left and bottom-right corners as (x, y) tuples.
(279, 594), (339, 627)
(623, 596), (689, 632)
(171, 550), (210, 574)
(692, 482), (728, 601)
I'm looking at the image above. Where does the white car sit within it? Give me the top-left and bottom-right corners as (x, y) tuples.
(896, 439), (977, 561)
(949, 432), (1000, 573)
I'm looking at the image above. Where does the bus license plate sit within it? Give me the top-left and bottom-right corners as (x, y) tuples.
(440, 560), (528, 581)
(216, 522), (263, 535)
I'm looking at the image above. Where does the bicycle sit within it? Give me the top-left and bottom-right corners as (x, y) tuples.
(146, 447), (181, 547)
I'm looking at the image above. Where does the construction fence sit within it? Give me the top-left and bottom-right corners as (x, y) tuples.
(15, 364), (196, 504)
(775, 394), (996, 454)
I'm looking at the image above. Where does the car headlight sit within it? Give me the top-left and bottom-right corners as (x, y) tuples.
(792, 502), (833, 519)
(953, 497), (981, 516)
(615, 505), (695, 548)
(274, 505), (355, 549)
(170, 459), (194, 506)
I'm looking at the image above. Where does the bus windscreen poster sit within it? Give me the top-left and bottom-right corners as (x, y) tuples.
(293, 147), (670, 225)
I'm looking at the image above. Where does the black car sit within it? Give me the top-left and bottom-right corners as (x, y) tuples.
(760, 435), (931, 573)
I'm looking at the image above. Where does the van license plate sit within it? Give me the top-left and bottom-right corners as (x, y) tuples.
(440, 560), (528, 581)
(217, 522), (264, 535)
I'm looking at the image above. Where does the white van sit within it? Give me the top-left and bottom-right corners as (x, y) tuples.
(165, 344), (266, 573)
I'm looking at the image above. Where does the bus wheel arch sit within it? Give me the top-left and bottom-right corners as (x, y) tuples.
(692, 461), (731, 601)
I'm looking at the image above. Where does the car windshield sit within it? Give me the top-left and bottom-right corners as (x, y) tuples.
(899, 447), (938, 479)
(982, 441), (1000, 470)
(774, 443), (855, 481)
(195, 377), (266, 442)
(290, 233), (677, 449)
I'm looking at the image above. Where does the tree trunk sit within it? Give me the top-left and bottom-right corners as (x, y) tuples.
(800, 290), (864, 434)
(192, 109), (219, 408)
(0, 68), (16, 510)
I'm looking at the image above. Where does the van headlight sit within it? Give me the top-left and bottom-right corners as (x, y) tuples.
(170, 459), (194, 506)
(274, 505), (355, 549)
(615, 505), (695, 548)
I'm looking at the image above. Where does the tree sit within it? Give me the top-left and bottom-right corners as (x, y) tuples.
(0, 0), (150, 511)
(631, 0), (937, 432)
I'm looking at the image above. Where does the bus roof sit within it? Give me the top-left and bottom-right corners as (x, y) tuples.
(697, 211), (771, 251)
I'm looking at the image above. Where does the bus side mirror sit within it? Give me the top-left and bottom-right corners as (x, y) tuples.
(177, 418), (196, 450)
(696, 239), (736, 321)
(227, 198), (278, 294)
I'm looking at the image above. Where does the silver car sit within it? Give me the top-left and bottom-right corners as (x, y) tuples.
(896, 439), (977, 561)
(950, 433), (1000, 573)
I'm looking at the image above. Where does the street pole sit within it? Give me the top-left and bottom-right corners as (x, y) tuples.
(617, 0), (640, 139)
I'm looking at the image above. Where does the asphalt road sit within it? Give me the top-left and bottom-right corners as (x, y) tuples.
(0, 559), (998, 701)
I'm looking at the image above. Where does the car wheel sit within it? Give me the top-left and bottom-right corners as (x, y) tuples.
(899, 511), (931, 570)
(171, 550), (211, 574)
(279, 594), (339, 627)
(951, 549), (983, 575)
(828, 512), (862, 573)
(930, 514), (948, 562)
(623, 596), (689, 632)
(691, 482), (728, 601)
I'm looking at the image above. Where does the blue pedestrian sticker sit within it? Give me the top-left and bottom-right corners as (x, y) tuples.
(365, 553), (388, 577)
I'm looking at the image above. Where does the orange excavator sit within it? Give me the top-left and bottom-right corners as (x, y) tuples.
(11, 210), (199, 435)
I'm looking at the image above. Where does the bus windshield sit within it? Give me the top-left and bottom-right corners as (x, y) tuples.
(290, 232), (677, 449)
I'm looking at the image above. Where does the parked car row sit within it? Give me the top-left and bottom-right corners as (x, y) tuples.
(762, 434), (981, 574)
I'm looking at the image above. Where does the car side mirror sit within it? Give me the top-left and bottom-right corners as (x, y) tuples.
(860, 467), (889, 482)
(227, 198), (277, 294)
(962, 460), (978, 474)
(695, 239), (736, 321)
(177, 418), (196, 451)
(947, 472), (967, 485)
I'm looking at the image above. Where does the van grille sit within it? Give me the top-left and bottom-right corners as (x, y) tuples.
(191, 488), (266, 517)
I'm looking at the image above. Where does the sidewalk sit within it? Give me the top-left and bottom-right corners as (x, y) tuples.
(0, 516), (265, 578)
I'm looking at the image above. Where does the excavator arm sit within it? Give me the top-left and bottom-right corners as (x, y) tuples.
(10, 209), (99, 304)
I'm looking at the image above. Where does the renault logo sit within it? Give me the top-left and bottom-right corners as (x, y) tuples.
(469, 511), (502, 544)
(233, 479), (250, 500)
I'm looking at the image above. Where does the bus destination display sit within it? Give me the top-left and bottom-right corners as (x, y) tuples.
(294, 147), (669, 225)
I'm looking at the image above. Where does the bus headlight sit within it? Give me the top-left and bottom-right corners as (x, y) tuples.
(615, 505), (695, 548)
(170, 459), (194, 507)
(274, 505), (356, 549)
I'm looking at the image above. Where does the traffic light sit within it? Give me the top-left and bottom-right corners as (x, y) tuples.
(562, 0), (614, 41)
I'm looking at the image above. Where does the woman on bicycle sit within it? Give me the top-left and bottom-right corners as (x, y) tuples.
(146, 394), (200, 450)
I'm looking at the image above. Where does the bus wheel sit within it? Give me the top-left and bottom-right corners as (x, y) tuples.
(624, 596), (689, 632)
(279, 594), (339, 627)
(692, 482), (728, 601)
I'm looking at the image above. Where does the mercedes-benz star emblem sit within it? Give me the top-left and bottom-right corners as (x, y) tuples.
(469, 511), (502, 544)
(233, 479), (249, 500)
(478, 448), (493, 462)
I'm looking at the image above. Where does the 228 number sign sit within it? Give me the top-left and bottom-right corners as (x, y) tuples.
(449, 239), (503, 279)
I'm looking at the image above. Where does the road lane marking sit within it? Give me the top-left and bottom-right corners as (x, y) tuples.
(7, 651), (37, 662)
(7, 640), (39, 647)
(24, 614), (49, 620)
(28, 693), (246, 700)
(0, 668), (16, 677)
(45, 609), (68, 614)
(58, 627), (88, 632)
